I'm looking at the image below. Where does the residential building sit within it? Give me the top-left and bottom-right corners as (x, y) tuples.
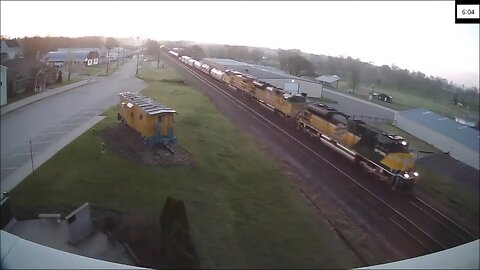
(3, 59), (61, 98)
(43, 50), (99, 67)
(0, 39), (24, 63)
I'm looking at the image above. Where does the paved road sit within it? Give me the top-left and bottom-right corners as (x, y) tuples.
(1, 59), (146, 185)
(321, 88), (397, 122)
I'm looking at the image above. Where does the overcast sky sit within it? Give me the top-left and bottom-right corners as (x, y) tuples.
(1, 1), (479, 88)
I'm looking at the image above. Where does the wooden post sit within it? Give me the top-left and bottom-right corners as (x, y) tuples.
(30, 139), (34, 172)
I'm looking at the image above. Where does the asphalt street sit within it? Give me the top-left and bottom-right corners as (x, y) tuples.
(322, 88), (397, 121)
(1, 59), (146, 184)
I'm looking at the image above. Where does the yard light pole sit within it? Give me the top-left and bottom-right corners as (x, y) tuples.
(106, 48), (111, 75)
(136, 53), (139, 75)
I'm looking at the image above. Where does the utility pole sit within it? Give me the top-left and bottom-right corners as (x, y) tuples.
(117, 48), (120, 69)
(106, 48), (111, 75)
(136, 53), (139, 75)
(157, 46), (160, 68)
(30, 139), (34, 173)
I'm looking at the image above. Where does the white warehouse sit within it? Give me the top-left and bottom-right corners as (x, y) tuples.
(394, 108), (480, 170)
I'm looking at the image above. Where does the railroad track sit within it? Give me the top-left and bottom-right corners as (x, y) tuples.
(163, 52), (478, 259)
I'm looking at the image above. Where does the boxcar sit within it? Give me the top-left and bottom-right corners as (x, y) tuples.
(118, 92), (177, 148)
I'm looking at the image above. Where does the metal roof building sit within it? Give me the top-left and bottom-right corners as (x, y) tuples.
(394, 108), (480, 170)
(200, 58), (324, 98)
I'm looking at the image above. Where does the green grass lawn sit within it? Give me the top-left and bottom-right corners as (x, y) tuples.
(10, 66), (362, 269)
(78, 63), (118, 76)
(414, 163), (479, 227)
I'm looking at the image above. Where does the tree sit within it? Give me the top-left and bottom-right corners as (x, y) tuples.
(145, 39), (160, 55)
(277, 50), (314, 76)
(105, 37), (119, 75)
(452, 92), (458, 105)
(248, 48), (263, 63)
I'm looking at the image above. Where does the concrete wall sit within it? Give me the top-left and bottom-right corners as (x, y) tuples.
(261, 78), (323, 98)
(1, 65), (7, 106)
(394, 113), (479, 170)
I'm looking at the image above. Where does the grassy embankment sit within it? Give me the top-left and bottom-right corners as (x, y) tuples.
(10, 66), (362, 269)
(46, 78), (82, 89)
(376, 123), (479, 225)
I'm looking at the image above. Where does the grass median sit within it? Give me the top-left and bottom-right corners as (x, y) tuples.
(10, 66), (361, 269)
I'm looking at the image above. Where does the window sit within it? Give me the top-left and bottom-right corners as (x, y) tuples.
(15, 79), (27, 92)
(139, 114), (143, 120)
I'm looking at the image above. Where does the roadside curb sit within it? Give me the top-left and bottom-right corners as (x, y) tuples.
(0, 79), (92, 116)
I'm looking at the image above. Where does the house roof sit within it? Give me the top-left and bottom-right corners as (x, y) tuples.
(2, 39), (20, 48)
(396, 108), (479, 152)
(315, 75), (340, 84)
(119, 92), (176, 115)
(201, 58), (248, 67)
(3, 58), (45, 79)
(43, 51), (93, 62)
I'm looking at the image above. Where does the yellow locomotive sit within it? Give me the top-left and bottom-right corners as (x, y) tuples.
(297, 103), (418, 189)
(170, 52), (419, 189)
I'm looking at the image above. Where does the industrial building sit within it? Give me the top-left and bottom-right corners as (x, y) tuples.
(394, 108), (479, 170)
(201, 58), (326, 98)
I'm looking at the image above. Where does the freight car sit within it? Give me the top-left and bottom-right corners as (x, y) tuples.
(168, 52), (419, 189)
(168, 50), (179, 58)
(118, 92), (177, 148)
(200, 63), (212, 75)
(210, 68), (224, 81)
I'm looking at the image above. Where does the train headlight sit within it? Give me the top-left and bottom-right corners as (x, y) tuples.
(413, 171), (419, 177)
(401, 141), (407, 146)
(403, 173), (410, 178)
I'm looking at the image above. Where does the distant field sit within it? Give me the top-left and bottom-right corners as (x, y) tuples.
(10, 66), (362, 269)
(336, 81), (479, 120)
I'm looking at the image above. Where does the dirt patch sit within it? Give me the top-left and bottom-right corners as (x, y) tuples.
(161, 78), (185, 85)
(99, 123), (194, 167)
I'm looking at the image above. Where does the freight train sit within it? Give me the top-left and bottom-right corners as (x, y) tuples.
(169, 50), (419, 190)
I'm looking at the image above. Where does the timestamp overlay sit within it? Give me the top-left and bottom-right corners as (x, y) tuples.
(455, 1), (480, 24)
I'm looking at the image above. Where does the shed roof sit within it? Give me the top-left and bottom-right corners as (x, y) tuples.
(3, 58), (45, 79)
(202, 58), (248, 67)
(2, 39), (20, 48)
(316, 75), (340, 84)
(119, 92), (176, 115)
(43, 51), (92, 62)
(396, 108), (479, 151)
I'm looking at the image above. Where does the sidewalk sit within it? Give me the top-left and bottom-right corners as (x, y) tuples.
(1, 79), (92, 116)
(0, 116), (105, 198)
